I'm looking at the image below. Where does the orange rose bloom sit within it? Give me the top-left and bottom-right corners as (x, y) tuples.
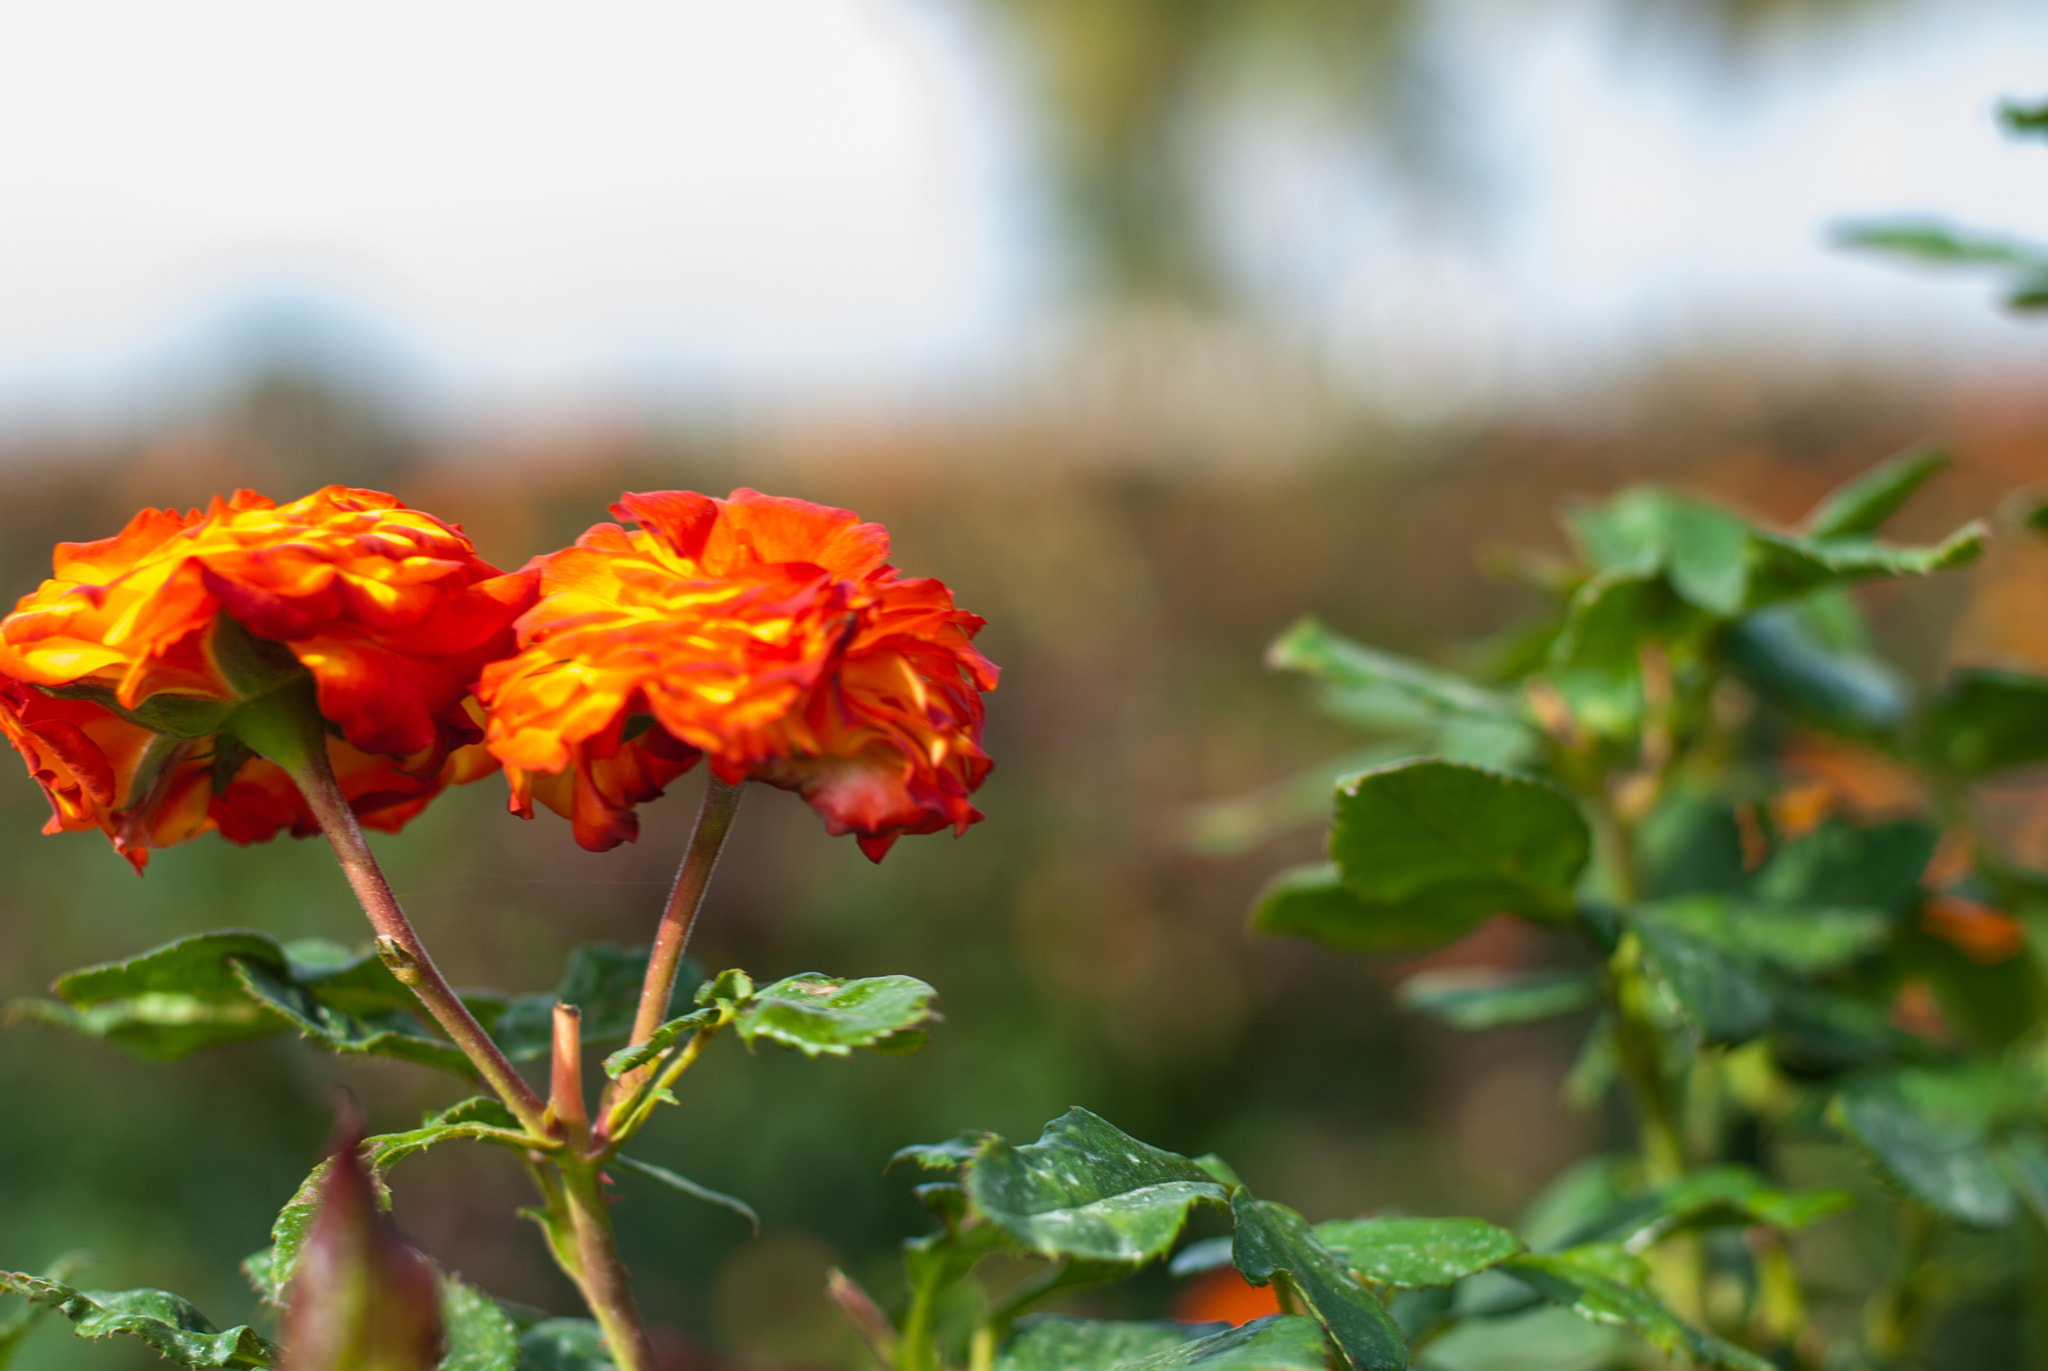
(479, 489), (997, 860)
(0, 487), (531, 869)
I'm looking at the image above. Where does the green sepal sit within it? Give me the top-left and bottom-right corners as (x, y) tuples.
(996, 1313), (1331, 1371)
(1230, 1191), (1406, 1371)
(1396, 968), (1600, 1030)
(38, 681), (238, 741)
(1310, 1216), (1524, 1288)
(733, 973), (939, 1058)
(612, 1154), (760, 1233)
(0, 1272), (276, 1369)
(1502, 1245), (1772, 1370)
(963, 1108), (1229, 1263)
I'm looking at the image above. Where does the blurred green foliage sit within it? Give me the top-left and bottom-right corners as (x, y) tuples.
(0, 356), (2042, 1365)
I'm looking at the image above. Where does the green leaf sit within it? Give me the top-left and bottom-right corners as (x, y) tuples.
(516, 1320), (615, 1371)
(963, 1108), (1228, 1263)
(1396, 969), (1600, 1030)
(1253, 863), (1470, 954)
(13, 930), (293, 1059)
(1923, 669), (2048, 777)
(491, 944), (693, 1063)
(1296, 761), (1590, 953)
(612, 1154), (760, 1232)
(1565, 484), (1985, 620)
(438, 1277), (521, 1371)
(1803, 447), (1950, 539)
(996, 1316), (1213, 1371)
(1566, 491), (1750, 613)
(0, 1274), (276, 1369)
(599, 1008), (719, 1079)
(1752, 819), (1940, 914)
(366, 1098), (537, 1173)
(1637, 895), (1891, 976)
(1230, 1192), (1405, 1371)
(14, 929), (482, 1078)
(1836, 219), (2048, 265)
(231, 958), (475, 1077)
(1502, 1245), (1772, 1371)
(0, 1254), (88, 1371)
(1311, 1216), (1523, 1287)
(1268, 617), (1529, 727)
(1744, 520), (1986, 608)
(1181, 747), (1413, 857)
(1830, 1067), (2018, 1228)
(2002, 97), (2048, 136)
(1572, 1168), (1851, 1250)
(1542, 572), (1703, 737)
(1118, 1316), (1331, 1371)
(250, 1159), (335, 1305)
(733, 973), (938, 1057)
(1632, 917), (1773, 1047)
(1722, 607), (1907, 737)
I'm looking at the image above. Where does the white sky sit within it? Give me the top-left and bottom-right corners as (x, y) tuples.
(0, 0), (2045, 423)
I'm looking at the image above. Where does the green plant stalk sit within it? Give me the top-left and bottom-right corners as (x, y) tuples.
(1606, 935), (1687, 1184)
(898, 1261), (946, 1371)
(1864, 1202), (1940, 1365)
(558, 1158), (661, 1371)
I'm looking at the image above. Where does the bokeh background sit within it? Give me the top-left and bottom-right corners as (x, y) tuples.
(3, 1), (2048, 1366)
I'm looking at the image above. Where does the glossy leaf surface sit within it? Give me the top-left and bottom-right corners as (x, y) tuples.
(1396, 969), (1600, 1030)
(1503, 1245), (1772, 1371)
(0, 1274), (275, 1369)
(964, 1108), (1228, 1263)
(1830, 1067), (2017, 1228)
(1311, 1215), (1523, 1287)
(1231, 1192), (1405, 1371)
(734, 973), (938, 1057)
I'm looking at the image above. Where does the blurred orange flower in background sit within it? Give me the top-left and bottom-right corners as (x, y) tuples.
(480, 488), (997, 859)
(0, 487), (529, 867)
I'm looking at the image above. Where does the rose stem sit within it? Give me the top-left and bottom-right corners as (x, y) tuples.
(610, 776), (744, 1105)
(546, 1003), (659, 1371)
(266, 712), (548, 1137)
(550, 1003), (589, 1142)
